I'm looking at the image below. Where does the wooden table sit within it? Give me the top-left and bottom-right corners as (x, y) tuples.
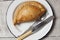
(0, 0), (60, 40)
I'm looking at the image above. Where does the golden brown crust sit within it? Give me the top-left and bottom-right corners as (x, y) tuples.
(13, 1), (46, 25)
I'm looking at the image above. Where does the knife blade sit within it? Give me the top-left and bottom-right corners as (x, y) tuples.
(32, 16), (54, 33)
(17, 16), (54, 40)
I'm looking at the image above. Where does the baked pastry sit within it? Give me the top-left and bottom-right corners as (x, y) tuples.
(13, 1), (46, 25)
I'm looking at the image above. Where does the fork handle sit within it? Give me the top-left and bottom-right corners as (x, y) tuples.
(17, 30), (32, 40)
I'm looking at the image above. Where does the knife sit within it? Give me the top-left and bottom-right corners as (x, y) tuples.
(17, 16), (54, 40)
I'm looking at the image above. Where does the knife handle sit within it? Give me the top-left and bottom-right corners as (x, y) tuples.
(17, 30), (32, 40)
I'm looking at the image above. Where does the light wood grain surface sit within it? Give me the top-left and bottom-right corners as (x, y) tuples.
(0, 0), (60, 40)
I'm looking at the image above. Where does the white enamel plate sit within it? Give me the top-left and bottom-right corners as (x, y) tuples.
(7, 0), (53, 40)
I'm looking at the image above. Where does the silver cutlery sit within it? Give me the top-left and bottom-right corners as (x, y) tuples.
(17, 16), (54, 40)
